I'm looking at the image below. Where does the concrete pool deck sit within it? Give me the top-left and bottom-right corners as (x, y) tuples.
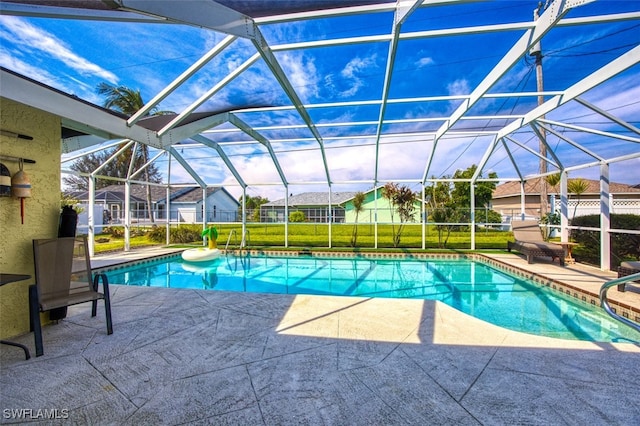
(1, 249), (639, 425)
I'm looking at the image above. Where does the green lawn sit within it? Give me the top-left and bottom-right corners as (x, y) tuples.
(93, 223), (513, 254)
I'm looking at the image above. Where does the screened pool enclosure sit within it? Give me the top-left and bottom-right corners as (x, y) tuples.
(0, 0), (639, 269)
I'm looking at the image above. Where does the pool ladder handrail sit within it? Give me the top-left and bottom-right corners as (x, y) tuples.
(224, 230), (237, 252)
(599, 272), (640, 333)
(224, 229), (250, 253)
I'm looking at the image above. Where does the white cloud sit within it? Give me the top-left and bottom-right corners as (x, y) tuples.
(278, 52), (319, 101)
(0, 48), (60, 88)
(0, 16), (118, 83)
(415, 56), (435, 68)
(339, 54), (377, 98)
(446, 78), (470, 96)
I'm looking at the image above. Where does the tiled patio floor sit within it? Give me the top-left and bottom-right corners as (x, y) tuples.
(1, 249), (639, 425)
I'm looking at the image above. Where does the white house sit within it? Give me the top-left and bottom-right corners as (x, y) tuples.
(68, 184), (239, 230)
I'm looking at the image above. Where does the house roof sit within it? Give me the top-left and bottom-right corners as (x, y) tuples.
(492, 179), (640, 199)
(68, 188), (145, 204)
(263, 192), (359, 207)
(68, 184), (239, 205)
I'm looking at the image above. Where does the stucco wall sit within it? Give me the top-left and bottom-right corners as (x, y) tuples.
(0, 98), (60, 339)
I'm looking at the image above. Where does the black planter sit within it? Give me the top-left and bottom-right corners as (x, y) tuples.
(50, 206), (78, 321)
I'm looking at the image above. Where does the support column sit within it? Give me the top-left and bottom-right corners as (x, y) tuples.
(165, 184), (170, 245)
(600, 163), (611, 271)
(374, 186), (379, 249)
(88, 176), (95, 257)
(166, 155), (171, 245)
(470, 183), (476, 250)
(560, 171), (569, 242)
(124, 181), (131, 251)
(241, 187), (247, 248)
(421, 186), (426, 250)
(520, 181), (526, 220)
(202, 187), (207, 247)
(284, 189), (289, 248)
(328, 188), (332, 248)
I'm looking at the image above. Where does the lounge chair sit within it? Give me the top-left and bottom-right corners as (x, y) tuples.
(507, 220), (565, 266)
(29, 236), (112, 357)
(617, 261), (640, 292)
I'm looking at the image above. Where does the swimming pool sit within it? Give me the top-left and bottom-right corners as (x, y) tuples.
(103, 253), (640, 343)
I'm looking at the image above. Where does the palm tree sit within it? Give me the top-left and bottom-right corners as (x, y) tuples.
(96, 83), (171, 224)
(545, 173), (561, 197)
(568, 178), (589, 221)
(382, 183), (416, 247)
(350, 192), (365, 247)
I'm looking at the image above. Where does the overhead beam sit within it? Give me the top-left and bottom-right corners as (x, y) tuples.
(472, 135), (499, 182)
(503, 135), (560, 171)
(61, 134), (109, 154)
(535, 121), (605, 162)
(130, 150), (165, 180)
(190, 134), (247, 188)
(574, 97), (640, 136)
(421, 0), (591, 183)
(114, 0), (256, 38)
(537, 119), (640, 144)
(374, 0), (424, 183)
(0, 1), (165, 22)
(0, 68), (164, 148)
(168, 147), (206, 188)
(250, 27), (332, 185)
(530, 122), (563, 170)
(499, 138), (525, 181)
(228, 114), (289, 187)
(128, 34), (237, 126)
(157, 54), (260, 136)
(61, 140), (126, 162)
(162, 113), (232, 147)
(497, 44), (640, 139)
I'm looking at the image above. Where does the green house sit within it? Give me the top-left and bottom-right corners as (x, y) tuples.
(260, 187), (423, 224)
(343, 187), (422, 224)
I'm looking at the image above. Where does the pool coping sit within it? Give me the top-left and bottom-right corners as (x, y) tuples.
(94, 248), (640, 326)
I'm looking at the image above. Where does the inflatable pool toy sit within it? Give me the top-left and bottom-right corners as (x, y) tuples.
(181, 247), (220, 262)
(181, 226), (220, 262)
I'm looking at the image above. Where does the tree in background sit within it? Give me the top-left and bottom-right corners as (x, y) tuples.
(95, 82), (171, 223)
(568, 178), (589, 221)
(545, 172), (561, 196)
(450, 164), (498, 222)
(350, 191), (366, 247)
(426, 165), (500, 248)
(425, 177), (457, 248)
(239, 195), (270, 222)
(382, 183), (417, 247)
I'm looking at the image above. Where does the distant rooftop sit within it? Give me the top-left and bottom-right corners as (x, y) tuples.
(264, 192), (359, 207)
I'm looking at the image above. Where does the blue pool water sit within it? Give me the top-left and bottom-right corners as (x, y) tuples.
(104, 254), (640, 343)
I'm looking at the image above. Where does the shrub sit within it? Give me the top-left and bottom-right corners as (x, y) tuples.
(485, 209), (503, 224)
(571, 214), (640, 267)
(147, 225), (203, 244)
(103, 226), (124, 238)
(289, 211), (306, 222)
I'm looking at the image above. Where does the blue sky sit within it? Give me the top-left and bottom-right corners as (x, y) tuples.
(1, 1), (639, 200)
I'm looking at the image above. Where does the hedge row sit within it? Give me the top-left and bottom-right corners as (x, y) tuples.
(571, 214), (640, 267)
(147, 225), (202, 244)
